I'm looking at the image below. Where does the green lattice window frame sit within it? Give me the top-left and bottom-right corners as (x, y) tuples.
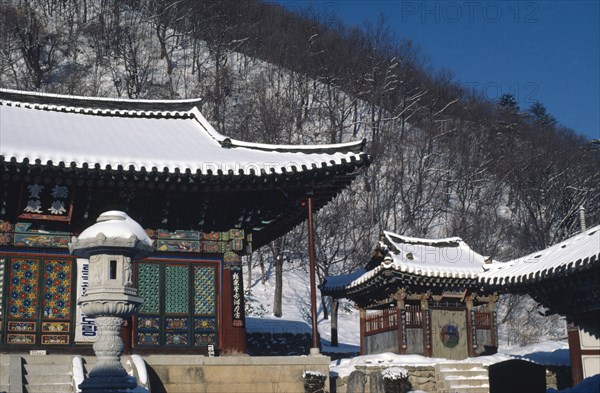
(135, 259), (219, 350)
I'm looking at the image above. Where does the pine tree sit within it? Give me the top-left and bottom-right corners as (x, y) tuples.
(499, 93), (519, 111)
(529, 101), (558, 127)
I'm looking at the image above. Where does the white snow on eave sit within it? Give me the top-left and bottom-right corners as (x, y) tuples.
(383, 231), (487, 278)
(480, 225), (600, 285)
(321, 268), (369, 291)
(322, 233), (488, 292)
(0, 102), (365, 176)
(383, 231), (463, 246)
(0, 87), (203, 105)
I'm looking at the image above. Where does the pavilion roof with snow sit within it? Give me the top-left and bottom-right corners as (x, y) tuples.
(322, 231), (491, 308)
(481, 225), (600, 384)
(480, 225), (600, 321)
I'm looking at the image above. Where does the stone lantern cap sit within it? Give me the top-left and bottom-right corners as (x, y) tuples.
(70, 210), (153, 259)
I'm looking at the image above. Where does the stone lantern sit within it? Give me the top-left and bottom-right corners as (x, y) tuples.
(70, 211), (153, 393)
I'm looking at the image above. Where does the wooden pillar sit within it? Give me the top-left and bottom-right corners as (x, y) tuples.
(465, 296), (476, 358)
(396, 288), (407, 354)
(489, 296), (498, 349)
(421, 295), (432, 357)
(307, 196), (319, 353)
(359, 307), (366, 355)
(567, 320), (584, 386)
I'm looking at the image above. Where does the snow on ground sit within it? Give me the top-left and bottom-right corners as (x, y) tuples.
(494, 340), (570, 366)
(330, 353), (449, 378)
(244, 261), (360, 351)
(548, 375), (600, 393)
(329, 341), (569, 379)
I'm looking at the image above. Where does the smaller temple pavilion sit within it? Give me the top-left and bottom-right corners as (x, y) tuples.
(322, 231), (498, 360)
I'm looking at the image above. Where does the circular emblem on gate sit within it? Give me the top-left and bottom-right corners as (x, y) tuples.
(440, 324), (460, 348)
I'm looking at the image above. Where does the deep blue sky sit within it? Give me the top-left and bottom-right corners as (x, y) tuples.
(272, 1), (600, 140)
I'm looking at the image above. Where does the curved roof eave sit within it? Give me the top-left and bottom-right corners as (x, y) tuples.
(0, 90), (370, 178)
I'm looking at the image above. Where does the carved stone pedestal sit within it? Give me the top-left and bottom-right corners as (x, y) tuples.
(78, 301), (142, 392)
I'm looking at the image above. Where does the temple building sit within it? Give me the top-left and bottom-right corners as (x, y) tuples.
(0, 89), (368, 355)
(323, 226), (600, 384)
(321, 231), (498, 360)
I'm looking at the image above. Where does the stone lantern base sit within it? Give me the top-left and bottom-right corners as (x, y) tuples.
(79, 375), (138, 393)
(78, 295), (143, 393)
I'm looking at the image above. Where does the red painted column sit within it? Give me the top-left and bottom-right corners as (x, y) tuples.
(221, 267), (246, 354)
(567, 320), (584, 386)
(307, 196), (319, 353)
(120, 318), (132, 354)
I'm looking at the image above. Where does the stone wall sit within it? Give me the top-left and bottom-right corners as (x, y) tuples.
(331, 363), (572, 393)
(144, 355), (330, 393)
(246, 332), (312, 356)
(332, 365), (436, 393)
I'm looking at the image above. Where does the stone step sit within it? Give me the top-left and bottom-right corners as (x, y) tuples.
(435, 362), (486, 372)
(25, 382), (73, 393)
(24, 363), (71, 375)
(438, 378), (489, 389)
(437, 369), (487, 379)
(439, 387), (489, 393)
(0, 366), (8, 385)
(25, 373), (73, 385)
(437, 367), (487, 374)
(21, 355), (71, 364)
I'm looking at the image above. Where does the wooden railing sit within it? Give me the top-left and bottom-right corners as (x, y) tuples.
(474, 311), (492, 329)
(364, 307), (398, 336)
(405, 304), (422, 327)
(364, 304), (424, 336)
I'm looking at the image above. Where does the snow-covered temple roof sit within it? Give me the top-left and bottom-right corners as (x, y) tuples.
(479, 225), (600, 287)
(321, 231), (489, 300)
(0, 89), (367, 177)
(322, 226), (599, 316)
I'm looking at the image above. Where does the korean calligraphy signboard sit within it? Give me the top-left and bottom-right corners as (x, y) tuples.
(230, 265), (245, 328)
(19, 183), (74, 222)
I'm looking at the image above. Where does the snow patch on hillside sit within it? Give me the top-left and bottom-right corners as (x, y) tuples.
(243, 260), (360, 350)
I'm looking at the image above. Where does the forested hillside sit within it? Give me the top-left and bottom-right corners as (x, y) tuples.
(1, 0), (599, 346)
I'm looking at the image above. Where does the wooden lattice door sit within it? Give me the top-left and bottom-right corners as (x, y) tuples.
(4, 256), (74, 346)
(134, 260), (218, 351)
